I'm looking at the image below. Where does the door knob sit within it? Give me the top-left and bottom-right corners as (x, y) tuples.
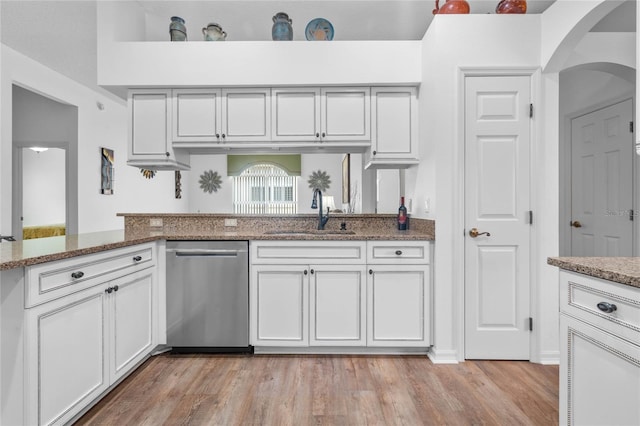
(570, 221), (582, 228)
(469, 228), (490, 238)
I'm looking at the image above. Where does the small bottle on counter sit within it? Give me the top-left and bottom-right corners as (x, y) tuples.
(397, 196), (408, 230)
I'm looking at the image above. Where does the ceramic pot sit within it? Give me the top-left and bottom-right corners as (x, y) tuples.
(496, 0), (527, 14)
(202, 23), (227, 41)
(272, 12), (293, 41)
(169, 16), (187, 41)
(432, 0), (470, 15)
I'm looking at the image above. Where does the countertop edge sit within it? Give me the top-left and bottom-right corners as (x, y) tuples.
(547, 257), (640, 289)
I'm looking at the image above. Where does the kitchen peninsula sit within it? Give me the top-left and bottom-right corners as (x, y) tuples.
(547, 257), (640, 426)
(0, 214), (434, 425)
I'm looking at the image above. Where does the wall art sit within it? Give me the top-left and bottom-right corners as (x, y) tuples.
(100, 147), (114, 195)
(342, 154), (350, 204)
(141, 169), (156, 179)
(308, 169), (331, 192)
(175, 170), (182, 199)
(199, 170), (223, 193)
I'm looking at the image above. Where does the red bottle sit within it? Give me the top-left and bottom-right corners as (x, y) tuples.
(397, 197), (408, 231)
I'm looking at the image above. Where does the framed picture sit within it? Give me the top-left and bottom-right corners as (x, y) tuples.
(101, 147), (114, 195)
(342, 153), (350, 204)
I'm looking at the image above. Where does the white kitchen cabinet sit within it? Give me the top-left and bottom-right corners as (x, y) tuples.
(559, 271), (640, 426)
(252, 265), (309, 346)
(128, 89), (190, 170)
(173, 88), (271, 146)
(366, 87), (419, 169)
(271, 87), (371, 147)
(367, 265), (430, 347)
(309, 265), (367, 346)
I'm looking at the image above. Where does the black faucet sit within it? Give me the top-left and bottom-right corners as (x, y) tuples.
(311, 188), (330, 230)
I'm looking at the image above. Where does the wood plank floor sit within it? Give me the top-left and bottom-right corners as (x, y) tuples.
(77, 354), (558, 425)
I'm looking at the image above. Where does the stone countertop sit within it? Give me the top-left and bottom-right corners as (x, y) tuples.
(547, 257), (640, 289)
(1, 228), (434, 271)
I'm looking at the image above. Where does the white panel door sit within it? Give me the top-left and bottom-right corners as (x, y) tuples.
(222, 88), (271, 143)
(172, 89), (222, 143)
(252, 265), (309, 346)
(271, 88), (320, 141)
(464, 75), (531, 360)
(367, 265), (429, 347)
(321, 88), (370, 141)
(109, 269), (155, 383)
(570, 99), (633, 256)
(309, 265), (366, 346)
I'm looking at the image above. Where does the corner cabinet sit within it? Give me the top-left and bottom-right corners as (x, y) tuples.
(250, 240), (431, 351)
(1, 243), (160, 426)
(127, 89), (190, 170)
(559, 271), (640, 426)
(366, 87), (419, 169)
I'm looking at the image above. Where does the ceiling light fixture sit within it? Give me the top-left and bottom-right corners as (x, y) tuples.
(29, 147), (49, 153)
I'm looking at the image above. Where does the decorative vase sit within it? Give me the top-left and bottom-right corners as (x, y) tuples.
(432, 0), (470, 15)
(169, 16), (187, 41)
(202, 23), (227, 41)
(272, 12), (293, 41)
(496, 0), (527, 14)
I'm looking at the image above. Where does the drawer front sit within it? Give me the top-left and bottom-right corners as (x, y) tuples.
(25, 243), (156, 308)
(367, 241), (430, 264)
(560, 271), (640, 345)
(251, 241), (365, 264)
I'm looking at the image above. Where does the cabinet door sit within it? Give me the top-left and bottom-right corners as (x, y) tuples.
(25, 286), (108, 426)
(271, 88), (320, 142)
(109, 268), (155, 383)
(222, 88), (271, 143)
(367, 265), (430, 347)
(321, 88), (371, 142)
(252, 265), (308, 346)
(560, 314), (640, 426)
(172, 89), (222, 143)
(369, 87), (419, 165)
(309, 265), (366, 346)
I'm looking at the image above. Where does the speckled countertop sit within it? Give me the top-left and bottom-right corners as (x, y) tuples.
(1, 215), (435, 271)
(547, 257), (640, 289)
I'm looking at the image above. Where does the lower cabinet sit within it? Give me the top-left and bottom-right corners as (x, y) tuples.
(367, 265), (430, 347)
(251, 264), (366, 347)
(23, 267), (156, 425)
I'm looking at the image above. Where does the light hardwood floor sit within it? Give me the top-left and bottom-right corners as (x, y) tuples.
(77, 354), (558, 425)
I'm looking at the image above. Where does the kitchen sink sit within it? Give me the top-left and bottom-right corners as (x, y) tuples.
(263, 230), (356, 235)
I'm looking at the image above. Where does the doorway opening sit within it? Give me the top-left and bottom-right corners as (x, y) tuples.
(11, 85), (78, 240)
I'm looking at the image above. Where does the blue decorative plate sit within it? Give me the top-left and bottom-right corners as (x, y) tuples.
(305, 18), (334, 41)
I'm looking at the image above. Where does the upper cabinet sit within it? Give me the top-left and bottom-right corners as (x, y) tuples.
(366, 87), (419, 169)
(271, 87), (370, 149)
(128, 89), (190, 170)
(173, 88), (271, 146)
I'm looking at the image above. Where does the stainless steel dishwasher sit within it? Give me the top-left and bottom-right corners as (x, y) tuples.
(166, 240), (251, 353)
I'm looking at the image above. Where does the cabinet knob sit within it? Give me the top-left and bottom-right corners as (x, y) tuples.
(222, 133), (226, 139)
(373, 150), (377, 156)
(165, 152), (170, 157)
(369, 269), (373, 275)
(113, 285), (119, 292)
(133, 255), (142, 262)
(597, 302), (617, 313)
(321, 132), (326, 138)
(304, 270), (308, 275)
(315, 132), (320, 138)
(395, 250), (403, 256)
(71, 271), (84, 279)
(105, 287), (113, 294)
(216, 133), (220, 139)
(310, 269), (315, 275)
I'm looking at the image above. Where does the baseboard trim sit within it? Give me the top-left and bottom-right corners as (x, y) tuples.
(428, 348), (460, 364)
(537, 350), (560, 365)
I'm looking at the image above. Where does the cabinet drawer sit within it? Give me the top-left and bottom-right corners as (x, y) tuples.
(251, 241), (365, 264)
(560, 271), (640, 346)
(367, 241), (430, 264)
(25, 243), (156, 308)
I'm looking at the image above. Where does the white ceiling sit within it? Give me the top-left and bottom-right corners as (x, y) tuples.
(0, 0), (635, 95)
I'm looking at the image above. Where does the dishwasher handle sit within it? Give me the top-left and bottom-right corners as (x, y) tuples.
(166, 248), (247, 257)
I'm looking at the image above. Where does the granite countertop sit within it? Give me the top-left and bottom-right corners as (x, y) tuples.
(547, 257), (640, 289)
(1, 228), (434, 271)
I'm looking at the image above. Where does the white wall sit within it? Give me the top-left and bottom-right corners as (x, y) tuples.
(22, 148), (65, 227)
(1, 45), (189, 234)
